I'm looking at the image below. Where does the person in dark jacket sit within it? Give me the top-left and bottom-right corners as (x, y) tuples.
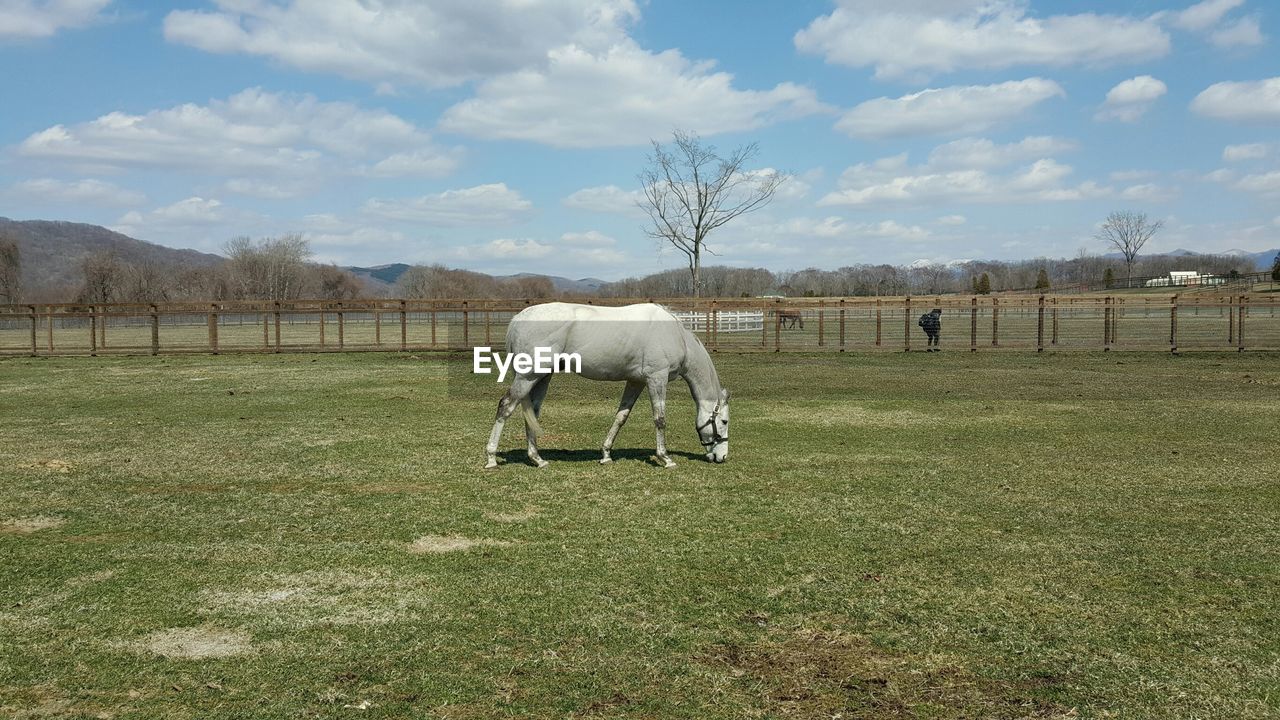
(918, 308), (942, 351)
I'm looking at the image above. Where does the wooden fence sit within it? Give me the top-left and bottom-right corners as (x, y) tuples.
(1, 295), (1278, 356)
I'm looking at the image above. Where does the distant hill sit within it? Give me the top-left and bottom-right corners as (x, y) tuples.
(345, 265), (609, 295)
(0, 217), (224, 295)
(1105, 247), (1278, 270)
(495, 273), (608, 294)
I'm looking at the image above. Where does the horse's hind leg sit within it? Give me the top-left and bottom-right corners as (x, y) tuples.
(484, 374), (541, 469)
(600, 381), (644, 464)
(525, 375), (552, 468)
(645, 377), (677, 468)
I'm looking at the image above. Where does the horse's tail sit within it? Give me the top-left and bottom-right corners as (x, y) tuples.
(520, 397), (541, 438)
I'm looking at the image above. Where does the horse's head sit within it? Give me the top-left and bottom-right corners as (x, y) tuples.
(697, 387), (730, 463)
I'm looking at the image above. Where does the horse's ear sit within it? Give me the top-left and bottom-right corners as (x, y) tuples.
(721, 388), (730, 402)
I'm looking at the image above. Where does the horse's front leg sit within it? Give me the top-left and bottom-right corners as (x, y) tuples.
(485, 375), (539, 469)
(601, 381), (644, 464)
(645, 377), (676, 468)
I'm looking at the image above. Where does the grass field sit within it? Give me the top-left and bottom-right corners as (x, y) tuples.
(2, 351), (1278, 718)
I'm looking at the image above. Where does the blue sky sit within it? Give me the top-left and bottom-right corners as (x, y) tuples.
(1, 0), (1277, 279)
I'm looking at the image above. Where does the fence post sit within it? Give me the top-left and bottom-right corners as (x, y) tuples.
(319, 307), (326, 347)
(1238, 295), (1246, 352)
(817, 300), (825, 347)
(47, 307), (54, 352)
(89, 305), (97, 356)
(431, 301), (438, 347)
(375, 306), (382, 347)
(1051, 298), (1059, 345)
(1227, 295), (1235, 345)
(1113, 298), (1121, 346)
(970, 296), (978, 352)
(399, 300), (408, 351)
(903, 297), (911, 351)
(485, 304), (492, 347)
(752, 302), (762, 348)
(273, 301), (282, 352)
(99, 305), (106, 349)
(711, 301), (719, 351)
(150, 304), (160, 356)
(838, 299), (846, 351)
(262, 308), (269, 349)
(1169, 295), (1178, 353)
(991, 297), (999, 347)
(337, 302), (345, 350)
(462, 301), (469, 348)
(1037, 295), (1045, 352)
(1103, 297), (1111, 351)
(773, 301), (781, 352)
(28, 305), (37, 356)
(208, 303), (219, 354)
(875, 299), (882, 347)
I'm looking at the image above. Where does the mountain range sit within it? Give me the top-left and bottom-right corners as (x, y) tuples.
(2, 217), (1275, 299)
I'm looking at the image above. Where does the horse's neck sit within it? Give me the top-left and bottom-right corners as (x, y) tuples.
(681, 336), (721, 408)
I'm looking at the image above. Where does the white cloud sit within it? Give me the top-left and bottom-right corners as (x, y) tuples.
(439, 41), (828, 147)
(1223, 143), (1270, 161)
(17, 88), (459, 180)
(163, 0), (639, 90)
(835, 78), (1064, 139)
(1235, 172), (1280, 194)
(1210, 16), (1265, 47)
(560, 230), (616, 247)
(562, 184), (646, 216)
(461, 238), (555, 260)
(110, 197), (260, 246)
(223, 178), (304, 200)
(1120, 183), (1178, 202)
(818, 151), (1112, 207)
(6, 177), (144, 206)
(927, 136), (1076, 169)
(1171, 0), (1245, 31)
(936, 214), (967, 225)
(1191, 77), (1280, 122)
(362, 183), (533, 226)
(795, 1), (1170, 80)
(0, 0), (111, 39)
(1095, 75), (1167, 122)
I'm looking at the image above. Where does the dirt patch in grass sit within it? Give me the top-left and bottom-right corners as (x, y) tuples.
(1, 516), (66, 534)
(19, 459), (72, 473)
(408, 535), (510, 554)
(132, 626), (254, 660)
(484, 507), (541, 523)
(704, 627), (1073, 719)
(201, 570), (434, 628)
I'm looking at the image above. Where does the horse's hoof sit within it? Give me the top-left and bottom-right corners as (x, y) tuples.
(599, 457), (612, 464)
(662, 459), (677, 469)
(484, 460), (498, 470)
(534, 459), (549, 469)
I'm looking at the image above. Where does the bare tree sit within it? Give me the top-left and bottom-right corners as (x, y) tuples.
(225, 234), (313, 300)
(77, 251), (122, 304)
(0, 238), (19, 303)
(309, 264), (365, 300)
(639, 130), (787, 297)
(1096, 211), (1163, 284)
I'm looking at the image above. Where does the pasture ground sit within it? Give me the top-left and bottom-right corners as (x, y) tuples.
(1, 351), (1277, 719)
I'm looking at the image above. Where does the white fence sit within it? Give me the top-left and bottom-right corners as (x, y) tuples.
(671, 310), (764, 333)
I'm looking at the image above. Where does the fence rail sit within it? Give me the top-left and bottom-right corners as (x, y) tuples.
(2, 294), (1278, 356)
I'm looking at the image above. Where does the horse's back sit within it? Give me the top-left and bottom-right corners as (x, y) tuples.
(507, 303), (686, 380)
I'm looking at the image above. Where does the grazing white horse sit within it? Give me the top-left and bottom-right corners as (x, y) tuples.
(484, 302), (730, 469)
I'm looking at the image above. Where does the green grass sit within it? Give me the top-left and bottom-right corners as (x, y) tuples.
(1, 351), (1278, 719)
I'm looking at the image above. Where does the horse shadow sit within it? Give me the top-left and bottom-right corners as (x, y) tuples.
(496, 447), (705, 466)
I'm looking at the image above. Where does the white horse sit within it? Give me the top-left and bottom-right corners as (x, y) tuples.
(484, 302), (729, 469)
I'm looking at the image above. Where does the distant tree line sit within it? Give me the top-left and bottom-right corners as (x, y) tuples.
(0, 229), (1266, 305)
(599, 251), (1257, 298)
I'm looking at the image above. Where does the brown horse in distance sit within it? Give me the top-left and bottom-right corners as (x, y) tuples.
(778, 309), (804, 330)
